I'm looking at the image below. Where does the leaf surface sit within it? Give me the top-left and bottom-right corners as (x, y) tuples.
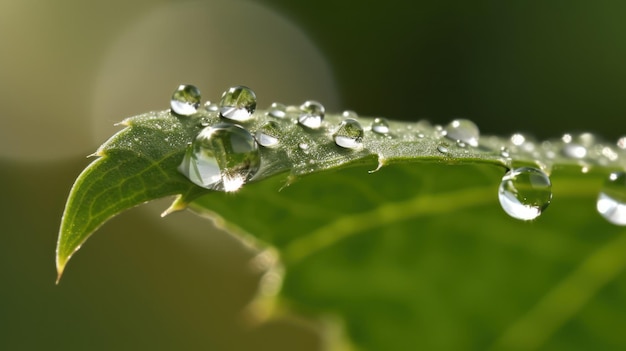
(57, 107), (626, 350)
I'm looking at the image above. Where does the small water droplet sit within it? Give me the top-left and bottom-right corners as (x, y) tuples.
(267, 102), (287, 118)
(498, 167), (552, 221)
(562, 133), (573, 143)
(342, 110), (358, 119)
(333, 119), (364, 149)
(500, 146), (511, 158)
(444, 119), (480, 147)
(371, 117), (390, 135)
(204, 101), (218, 112)
(171, 84), (201, 116)
(178, 123), (260, 192)
(298, 100), (325, 129)
(437, 144), (449, 154)
(617, 136), (626, 150)
(601, 146), (619, 162)
(219, 85), (257, 122)
(256, 121), (281, 148)
(597, 172), (626, 226)
(456, 140), (467, 148)
(562, 143), (588, 159)
(511, 133), (526, 146)
(434, 125), (445, 138)
(298, 142), (310, 154)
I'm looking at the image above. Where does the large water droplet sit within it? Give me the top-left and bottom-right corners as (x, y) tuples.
(219, 85), (257, 122)
(298, 100), (325, 129)
(267, 102), (286, 118)
(444, 119), (480, 147)
(179, 123), (260, 192)
(597, 172), (626, 226)
(498, 167), (552, 221)
(171, 84), (201, 116)
(256, 121), (281, 148)
(371, 117), (390, 135)
(333, 119), (364, 149)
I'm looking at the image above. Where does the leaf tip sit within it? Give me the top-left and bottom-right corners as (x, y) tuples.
(161, 195), (189, 217)
(55, 256), (67, 285)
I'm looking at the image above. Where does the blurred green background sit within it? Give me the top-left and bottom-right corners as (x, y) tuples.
(1, 0), (625, 349)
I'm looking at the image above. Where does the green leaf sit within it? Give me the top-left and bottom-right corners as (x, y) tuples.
(57, 105), (626, 350)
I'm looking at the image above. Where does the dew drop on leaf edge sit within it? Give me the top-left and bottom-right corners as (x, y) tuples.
(178, 123), (260, 192)
(333, 118), (364, 149)
(219, 85), (257, 122)
(597, 171), (626, 226)
(498, 167), (552, 221)
(170, 84), (201, 116)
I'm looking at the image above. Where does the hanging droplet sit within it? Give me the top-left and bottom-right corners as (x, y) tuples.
(333, 119), (364, 149)
(371, 117), (390, 135)
(170, 84), (201, 116)
(498, 167), (552, 221)
(178, 123), (260, 192)
(596, 172), (626, 226)
(298, 100), (325, 129)
(444, 119), (480, 147)
(267, 102), (286, 118)
(256, 121), (281, 148)
(219, 85), (257, 122)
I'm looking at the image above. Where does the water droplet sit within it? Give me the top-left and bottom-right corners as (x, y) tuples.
(342, 110), (358, 119)
(171, 84), (201, 116)
(561, 133), (596, 159)
(178, 123), (260, 192)
(617, 136), (626, 150)
(371, 117), (390, 135)
(444, 119), (480, 147)
(597, 172), (626, 226)
(562, 133), (573, 143)
(511, 133), (526, 146)
(562, 143), (587, 159)
(219, 85), (257, 122)
(204, 101), (218, 112)
(256, 121), (281, 148)
(456, 140), (467, 148)
(500, 146), (511, 158)
(267, 102), (286, 118)
(298, 142), (310, 154)
(298, 100), (325, 129)
(437, 144), (449, 154)
(601, 146), (619, 162)
(333, 119), (364, 149)
(498, 167), (552, 221)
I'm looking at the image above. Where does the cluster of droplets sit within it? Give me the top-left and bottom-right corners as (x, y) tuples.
(171, 84), (626, 226)
(175, 85), (260, 192)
